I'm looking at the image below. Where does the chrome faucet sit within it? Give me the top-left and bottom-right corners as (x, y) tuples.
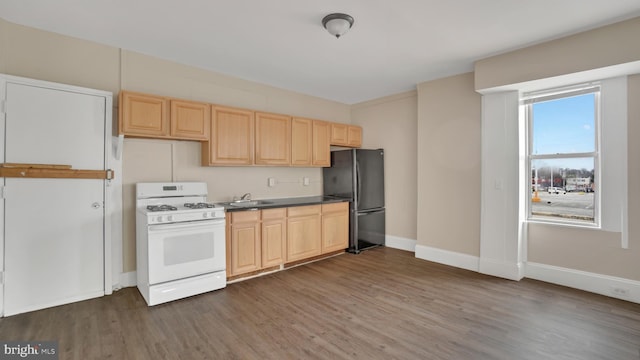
(232, 193), (252, 202)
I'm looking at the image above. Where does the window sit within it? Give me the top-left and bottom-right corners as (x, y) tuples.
(524, 85), (599, 225)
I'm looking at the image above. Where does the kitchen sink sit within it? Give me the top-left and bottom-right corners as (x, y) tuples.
(223, 200), (273, 207)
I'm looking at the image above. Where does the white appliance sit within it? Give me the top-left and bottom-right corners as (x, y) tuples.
(136, 182), (226, 306)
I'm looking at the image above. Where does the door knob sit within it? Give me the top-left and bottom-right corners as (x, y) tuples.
(92, 202), (101, 209)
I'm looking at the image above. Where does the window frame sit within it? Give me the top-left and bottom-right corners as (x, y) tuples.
(524, 84), (601, 227)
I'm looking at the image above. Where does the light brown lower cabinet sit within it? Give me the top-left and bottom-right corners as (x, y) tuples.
(229, 210), (261, 276)
(227, 202), (349, 278)
(261, 208), (286, 267)
(321, 202), (349, 253)
(286, 205), (322, 262)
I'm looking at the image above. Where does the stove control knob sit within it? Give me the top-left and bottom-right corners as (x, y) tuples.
(156, 216), (163, 223)
(203, 213), (208, 219)
(167, 215), (173, 222)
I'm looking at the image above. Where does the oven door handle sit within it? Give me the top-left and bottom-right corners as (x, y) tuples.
(148, 219), (225, 232)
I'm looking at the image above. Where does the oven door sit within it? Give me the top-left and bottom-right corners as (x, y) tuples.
(147, 219), (226, 285)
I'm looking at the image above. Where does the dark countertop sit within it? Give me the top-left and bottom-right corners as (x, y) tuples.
(218, 195), (350, 212)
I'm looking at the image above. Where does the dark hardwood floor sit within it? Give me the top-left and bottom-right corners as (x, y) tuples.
(1, 247), (639, 359)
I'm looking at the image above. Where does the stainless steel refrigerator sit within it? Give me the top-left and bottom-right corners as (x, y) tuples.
(323, 149), (385, 253)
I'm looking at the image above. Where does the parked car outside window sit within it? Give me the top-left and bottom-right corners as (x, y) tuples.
(547, 187), (566, 194)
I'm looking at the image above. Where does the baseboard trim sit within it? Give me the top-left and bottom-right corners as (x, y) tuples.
(479, 259), (524, 281)
(415, 244), (479, 272)
(118, 271), (137, 289)
(526, 262), (640, 304)
(4, 290), (104, 317)
(385, 235), (416, 252)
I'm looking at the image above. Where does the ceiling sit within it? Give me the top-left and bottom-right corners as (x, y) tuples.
(1, 1), (640, 104)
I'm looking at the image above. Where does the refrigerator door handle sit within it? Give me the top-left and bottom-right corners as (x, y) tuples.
(356, 161), (361, 209)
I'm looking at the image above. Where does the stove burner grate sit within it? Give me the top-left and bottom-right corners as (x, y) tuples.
(146, 204), (178, 212)
(184, 202), (216, 209)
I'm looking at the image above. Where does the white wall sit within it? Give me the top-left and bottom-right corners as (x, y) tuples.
(351, 91), (418, 250)
(415, 73), (482, 267)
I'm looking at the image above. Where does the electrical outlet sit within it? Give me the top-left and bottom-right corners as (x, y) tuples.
(303, 177), (310, 186)
(610, 286), (630, 297)
(268, 177), (276, 187)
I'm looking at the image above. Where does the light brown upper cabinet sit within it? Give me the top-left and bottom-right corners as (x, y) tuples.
(170, 99), (210, 140)
(312, 120), (331, 166)
(330, 123), (348, 146)
(255, 112), (291, 166)
(291, 118), (313, 166)
(202, 105), (254, 166)
(119, 91), (210, 141)
(291, 118), (330, 167)
(330, 123), (362, 148)
(119, 91), (169, 138)
(347, 125), (362, 148)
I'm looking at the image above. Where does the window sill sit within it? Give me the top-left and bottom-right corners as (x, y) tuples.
(526, 217), (600, 230)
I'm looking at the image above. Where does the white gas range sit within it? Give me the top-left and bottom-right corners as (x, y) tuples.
(136, 182), (226, 306)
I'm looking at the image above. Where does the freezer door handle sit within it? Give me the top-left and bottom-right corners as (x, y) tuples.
(357, 209), (385, 216)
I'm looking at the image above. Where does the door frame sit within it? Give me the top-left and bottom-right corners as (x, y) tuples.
(0, 74), (121, 316)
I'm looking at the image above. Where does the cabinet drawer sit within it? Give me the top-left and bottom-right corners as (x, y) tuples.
(262, 208), (286, 220)
(322, 202), (348, 213)
(287, 205), (321, 217)
(231, 210), (261, 224)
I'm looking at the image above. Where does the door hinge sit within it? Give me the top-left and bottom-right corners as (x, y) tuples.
(0, 186), (5, 199)
(0, 99), (5, 114)
(0, 271), (4, 285)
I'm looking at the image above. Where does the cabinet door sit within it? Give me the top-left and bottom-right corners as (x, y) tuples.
(261, 208), (286, 267)
(170, 99), (210, 140)
(255, 112), (291, 165)
(321, 202), (349, 253)
(347, 125), (362, 148)
(291, 118), (312, 166)
(287, 206), (321, 262)
(203, 106), (254, 165)
(119, 91), (168, 137)
(330, 123), (348, 146)
(230, 217), (261, 276)
(312, 120), (331, 167)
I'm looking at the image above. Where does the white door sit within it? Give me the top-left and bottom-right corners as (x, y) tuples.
(3, 82), (106, 316)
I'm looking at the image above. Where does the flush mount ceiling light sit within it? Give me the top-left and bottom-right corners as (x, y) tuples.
(322, 13), (354, 38)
